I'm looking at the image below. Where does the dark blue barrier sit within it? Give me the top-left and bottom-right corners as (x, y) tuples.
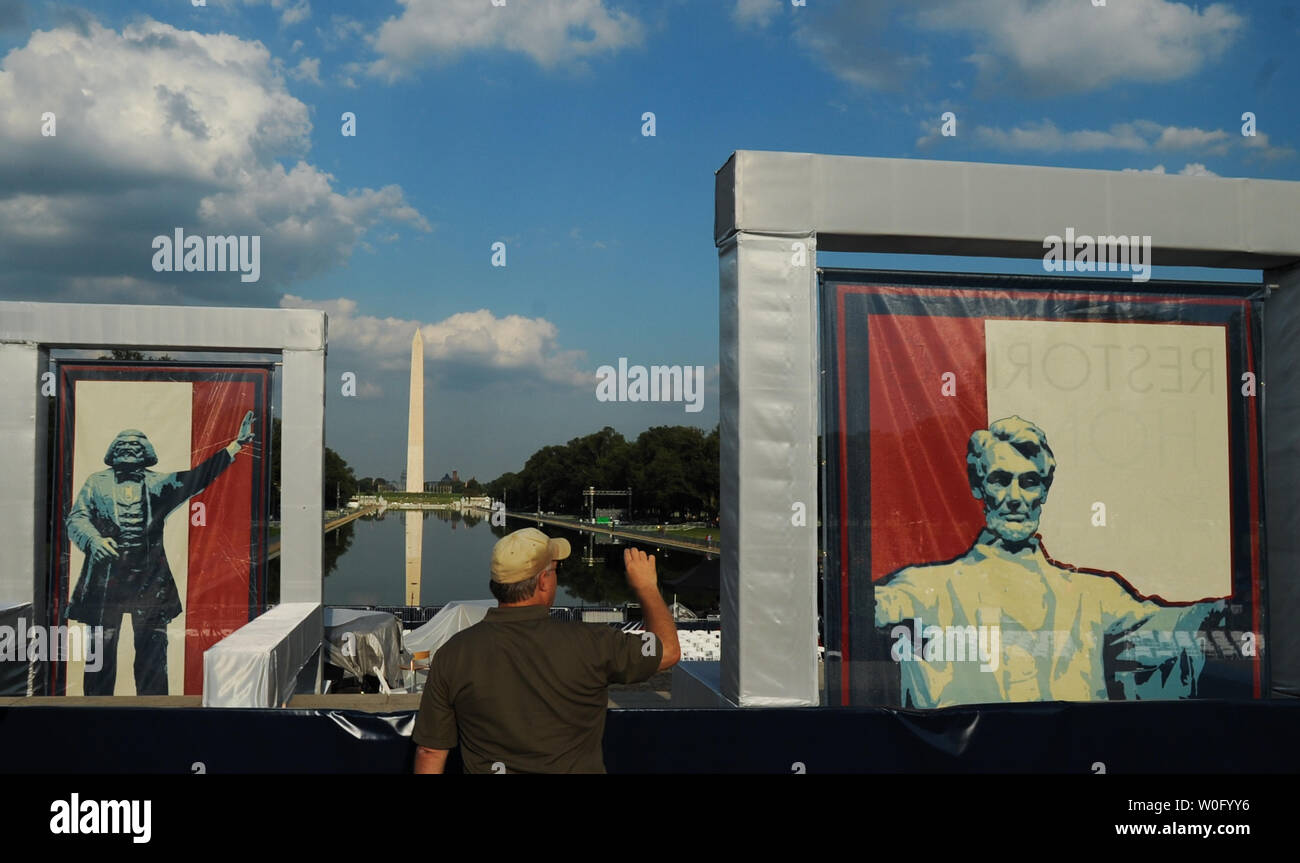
(0, 700), (1297, 773)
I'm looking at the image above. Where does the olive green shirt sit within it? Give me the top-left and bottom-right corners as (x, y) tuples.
(412, 605), (662, 773)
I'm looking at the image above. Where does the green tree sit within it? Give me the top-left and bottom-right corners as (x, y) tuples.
(486, 424), (718, 521)
(486, 471), (523, 507)
(98, 350), (175, 361)
(629, 426), (703, 519)
(702, 424), (720, 514)
(324, 447), (358, 509)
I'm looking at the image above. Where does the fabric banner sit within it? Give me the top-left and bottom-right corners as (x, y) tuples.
(49, 362), (271, 696)
(821, 271), (1266, 708)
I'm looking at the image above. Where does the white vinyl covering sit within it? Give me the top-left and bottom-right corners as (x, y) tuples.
(202, 602), (322, 707)
(323, 608), (403, 693)
(1265, 268), (1300, 696)
(402, 600), (494, 657)
(0, 301), (328, 615)
(717, 231), (821, 707)
(715, 150), (1300, 268)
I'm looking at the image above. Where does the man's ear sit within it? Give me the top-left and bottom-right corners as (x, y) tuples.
(970, 485), (984, 502)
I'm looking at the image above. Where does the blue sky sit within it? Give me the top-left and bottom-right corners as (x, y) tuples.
(1, 0), (1295, 479)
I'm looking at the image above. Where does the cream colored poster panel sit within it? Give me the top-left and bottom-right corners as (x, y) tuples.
(985, 319), (1230, 601)
(66, 380), (191, 696)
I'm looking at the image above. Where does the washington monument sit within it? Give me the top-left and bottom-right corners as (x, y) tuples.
(406, 328), (424, 493)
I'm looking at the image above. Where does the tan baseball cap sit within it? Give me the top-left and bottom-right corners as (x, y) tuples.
(490, 527), (571, 584)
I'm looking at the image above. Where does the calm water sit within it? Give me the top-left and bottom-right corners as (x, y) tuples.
(317, 509), (717, 612)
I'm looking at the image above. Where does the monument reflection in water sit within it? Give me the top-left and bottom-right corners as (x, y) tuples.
(404, 510), (421, 606)
(320, 509), (716, 613)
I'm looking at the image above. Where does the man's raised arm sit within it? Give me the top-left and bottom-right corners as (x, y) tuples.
(624, 548), (680, 672)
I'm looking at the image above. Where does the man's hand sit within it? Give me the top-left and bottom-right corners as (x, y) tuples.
(89, 536), (119, 564)
(624, 548), (680, 671)
(624, 548), (658, 593)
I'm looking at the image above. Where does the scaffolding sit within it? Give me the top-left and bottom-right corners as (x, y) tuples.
(583, 486), (632, 522)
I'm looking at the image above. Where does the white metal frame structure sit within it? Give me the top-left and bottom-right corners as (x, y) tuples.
(0, 301), (327, 695)
(715, 150), (1300, 706)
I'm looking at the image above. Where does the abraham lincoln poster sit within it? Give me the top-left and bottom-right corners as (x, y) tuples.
(820, 271), (1266, 708)
(50, 362), (271, 697)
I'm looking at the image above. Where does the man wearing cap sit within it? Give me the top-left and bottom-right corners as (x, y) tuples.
(413, 528), (680, 773)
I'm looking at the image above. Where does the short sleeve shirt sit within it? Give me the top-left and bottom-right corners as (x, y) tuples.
(411, 605), (662, 773)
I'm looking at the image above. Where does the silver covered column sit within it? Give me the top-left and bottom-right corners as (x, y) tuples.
(718, 230), (820, 706)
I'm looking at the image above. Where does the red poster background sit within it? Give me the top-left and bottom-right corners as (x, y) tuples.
(187, 381), (255, 695)
(868, 315), (988, 581)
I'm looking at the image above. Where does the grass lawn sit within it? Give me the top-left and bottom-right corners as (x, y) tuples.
(375, 492), (462, 504)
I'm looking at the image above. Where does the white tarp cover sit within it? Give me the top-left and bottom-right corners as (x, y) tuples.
(203, 602), (321, 707)
(323, 608), (402, 693)
(0, 602), (31, 696)
(402, 600), (494, 658)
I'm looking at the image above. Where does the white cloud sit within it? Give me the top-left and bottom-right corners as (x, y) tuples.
(764, 0), (1243, 95)
(971, 120), (1151, 152)
(279, 0), (310, 26)
(1152, 125), (1231, 154)
(279, 296), (591, 388)
(289, 56), (321, 84)
(317, 15), (365, 52)
(918, 0), (1244, 94)
(1241, 130), (1296, 161)
(918, 118), (1269, 160)
(0, 18), (428, 301)
(1124, 163), (1220, 177)
(366, 0), (644, 81)
(235, 0), (310, 27)
(792, 1), (929, 92)
(733, 0), (780, 29)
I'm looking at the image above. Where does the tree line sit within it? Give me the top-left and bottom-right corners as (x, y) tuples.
(485, 425), (719, 522)
(59, 355), (716, 522)
(268, 418), (357, 514)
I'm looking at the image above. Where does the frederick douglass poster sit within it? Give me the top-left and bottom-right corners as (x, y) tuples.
(820, 272), (1266, 708)
(49, 362), (271, 697)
